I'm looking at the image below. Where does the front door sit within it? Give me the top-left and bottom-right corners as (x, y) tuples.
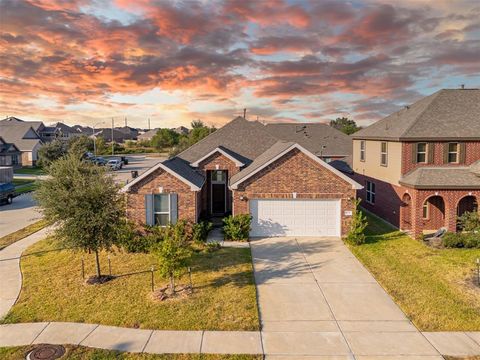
(211, 170), (227, 215)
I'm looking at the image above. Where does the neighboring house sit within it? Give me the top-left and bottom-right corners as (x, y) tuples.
(91, 128), (133, 143)
(0, 137), (22, 168)
(137, 128), (159, 142)
(122, 117), (361, 237)
(352, 88), (480, 238)
(0, 122), (43, 166)
(116, 126), (139, 141)
(39, 122), (81, 142)
(173, 126), (189, 135)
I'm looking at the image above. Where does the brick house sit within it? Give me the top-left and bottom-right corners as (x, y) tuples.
(351, 89), (480, 238)
(122, 117), (362, 237)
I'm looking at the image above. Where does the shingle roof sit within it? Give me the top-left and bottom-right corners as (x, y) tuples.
(177, 117), (279, 163)
(0, 117), (44, 132)
(399, 165), (480, 189)
(264, 123), (352, 156)
(0, 123), (42, 151)
(352, 89), (480, 141)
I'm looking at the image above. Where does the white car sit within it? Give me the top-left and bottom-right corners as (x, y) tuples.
(106, 159), (122, 171)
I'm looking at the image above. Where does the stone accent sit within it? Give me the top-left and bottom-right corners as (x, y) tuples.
(233, 148), (356, 236)
(126, 168), (197, 225)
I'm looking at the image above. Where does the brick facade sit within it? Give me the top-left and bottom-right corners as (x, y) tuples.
(126, 168), (197, 225)
(233, 148), (356, 236)
(402, 141), (480, 175)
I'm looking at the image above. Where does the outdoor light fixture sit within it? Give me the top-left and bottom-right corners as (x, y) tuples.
(159, 187), (163, 193)
(240, 195), (247, 201)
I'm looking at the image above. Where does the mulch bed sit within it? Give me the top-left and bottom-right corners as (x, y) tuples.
(151, 285), (193, 302)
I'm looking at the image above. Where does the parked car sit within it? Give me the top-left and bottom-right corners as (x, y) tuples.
(120, 156), (129, 165)
(0, 182), (15, 205)
(106, 159), (122, 171)
(92, 157), (107, 166)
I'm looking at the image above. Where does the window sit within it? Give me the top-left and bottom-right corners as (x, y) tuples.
(211, 170), (226, 183)
(360, 140), (366, 162)
(11, 155), (18, 165)
(422, 201), (429, 219)
(323, 157), (332, 163)
(153, 194), (170, 226)
(448, 143), (459, 163)
(416, 143), (427, 163)
(366, 181), (376, 204)
(380, 142), (388, 166)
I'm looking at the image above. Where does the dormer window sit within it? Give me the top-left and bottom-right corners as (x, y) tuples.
(416, 143), (427, 163)
(448, 143), (459, 163)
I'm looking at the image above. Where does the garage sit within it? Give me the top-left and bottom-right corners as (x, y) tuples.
(249, 199), (341, 237)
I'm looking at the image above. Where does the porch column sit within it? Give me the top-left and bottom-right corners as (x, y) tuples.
(445, 195), (457, 233)
(411, 190), (423, 239)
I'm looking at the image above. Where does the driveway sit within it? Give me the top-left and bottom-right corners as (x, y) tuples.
(0, 193), (42, 238)
(251, 236), (442, 358)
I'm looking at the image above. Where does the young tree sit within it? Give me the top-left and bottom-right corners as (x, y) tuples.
(152, 223), (192, 293)
(346, 199), (368, 245)
(37, 140), (67, 167)
(35, 154), (126, 279)
(330, 117), (361, 135)
(67, 135), (94, 157)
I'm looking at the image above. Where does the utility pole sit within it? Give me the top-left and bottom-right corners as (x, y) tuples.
(111, 118), (114, 156)
(148, 118), (151, 130)
(125, 117), (127, 127)
(243, 108), (247, 119)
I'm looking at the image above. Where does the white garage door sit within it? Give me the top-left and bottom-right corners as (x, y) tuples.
(249, 199), (341, 237)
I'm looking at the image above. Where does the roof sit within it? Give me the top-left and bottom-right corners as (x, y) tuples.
(190, 146), (247, 167)
(0, 117), (44, 132)
(353, 89), (480, 141)
(264, 123), (352, 156)
(0, 123), (42, 151)
(121, 157), (205, 192)
(138, 129), (159, 140)
(0, 136), (20, 154)
(230, 141), (362, 190)
(177, 117), (280, 163)
(399, 164), (480, 189)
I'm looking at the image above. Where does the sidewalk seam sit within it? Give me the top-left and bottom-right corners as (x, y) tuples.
(141, 330), (154, 353)
(30, 322), (50, 345)
(78, 324), (99, 346)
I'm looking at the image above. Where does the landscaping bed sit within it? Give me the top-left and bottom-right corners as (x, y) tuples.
(348, 212), (480, 331)
(2, 237), (259, 331)
(0, 346), (261, 360)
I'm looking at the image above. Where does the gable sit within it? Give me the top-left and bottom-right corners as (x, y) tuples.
(127, 167), (192, 194)
(235, 148), (355, 193)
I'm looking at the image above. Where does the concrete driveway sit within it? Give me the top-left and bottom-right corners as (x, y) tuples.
(251, 236), (442, 358)
(0, 193), (42, 238)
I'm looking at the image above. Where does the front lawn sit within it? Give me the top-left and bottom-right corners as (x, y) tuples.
(349, 212), (480, 331)
(0, 346), (261, 360)
(13, 166), (45, 175)
(11, 179), (34, 186)
(2, 237), (259, 331)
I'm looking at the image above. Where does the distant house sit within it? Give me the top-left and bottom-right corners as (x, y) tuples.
(0, 137), (21, 168)
(173, 126), (189, 135)
(0, 119), (43, 166)
(72, 125), (94, 135)
(137, 128), (159, 142)
(116, 126), (139, 141)
(38, 122), (81, 142)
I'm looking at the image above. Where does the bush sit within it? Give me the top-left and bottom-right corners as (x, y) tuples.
(443, 232), (480, 249)
(457, 211), (480, 232)
(223, 214), (251, 241)
(345, 199), (368, 245)
(192, 221), (213, 243)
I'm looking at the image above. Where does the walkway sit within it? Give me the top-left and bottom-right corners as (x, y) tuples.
(1, 231), (480, 357)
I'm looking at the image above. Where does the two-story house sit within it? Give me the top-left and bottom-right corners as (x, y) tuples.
(352, 89), (480, 238)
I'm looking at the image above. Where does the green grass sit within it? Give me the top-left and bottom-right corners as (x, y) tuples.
(348, 212), (480, 331)
(2, 237), (259, 331)
(0, 346), (261, 360)
(11, 178), (34, 186)
(13, 166), (45, 175)
(0, 220), (49, 250)
(14, 182), (38, 194)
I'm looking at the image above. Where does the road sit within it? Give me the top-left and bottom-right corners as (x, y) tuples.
(0, 155), (164, 239)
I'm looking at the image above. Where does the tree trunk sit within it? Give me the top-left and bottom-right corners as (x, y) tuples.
(94, 250), (101, 278)
(169, 273), (175, 293)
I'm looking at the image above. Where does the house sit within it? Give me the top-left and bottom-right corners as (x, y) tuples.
(137, 128), (159, 142)
(38, 122), (80, 142)
(0, 137), (21, 168)
(91, 128), (133, 143)
(351, 88), (480, 238)
(116, 126), (139, 141)
(0, 121), (43, 166)
(173, 126), (189, 135)
(122, 117), (361, 237)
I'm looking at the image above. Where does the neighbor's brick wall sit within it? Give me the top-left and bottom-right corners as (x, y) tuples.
(233, 149), (356, 236)
(126, 168), (197, 225)
(402, 141), (480, 175)
(197, 152), (242, 216)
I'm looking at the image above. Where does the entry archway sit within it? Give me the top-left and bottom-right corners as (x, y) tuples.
(422, 195), (446, 230)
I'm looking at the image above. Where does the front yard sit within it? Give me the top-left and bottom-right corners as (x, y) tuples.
(350, 212), (480, 331)
(0, 346), (261, 360)
(2, 237), (259, 331)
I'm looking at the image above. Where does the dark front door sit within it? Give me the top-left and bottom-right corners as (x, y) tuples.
(211, 170), (227, 215)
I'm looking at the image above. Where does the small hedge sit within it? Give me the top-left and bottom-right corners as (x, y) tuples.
(442, 232), (480, 249)
(223, 214), (251, 241)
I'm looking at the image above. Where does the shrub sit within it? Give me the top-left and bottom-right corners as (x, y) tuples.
(192, 221), (213, 243)
(223, 214), (251, 241)
(443, 232), (480, 249)
(345, 199), (368, 245)
(457, 211), (480, 232)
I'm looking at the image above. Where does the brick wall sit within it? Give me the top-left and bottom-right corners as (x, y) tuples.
(402, 141), (480, 175)
(233, 149), (356, 236)
(126, 168), (197, 225)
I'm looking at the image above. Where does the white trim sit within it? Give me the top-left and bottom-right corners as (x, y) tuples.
(230, 143), (363, 190)
(190, 147), (245, 167)
(121, 162), (202, 192)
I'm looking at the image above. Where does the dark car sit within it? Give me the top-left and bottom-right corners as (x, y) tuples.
(0, 183), (15, 205)
(92, 157), (107, 166)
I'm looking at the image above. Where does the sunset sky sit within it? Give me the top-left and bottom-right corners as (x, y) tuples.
(0, 0), (479, 129)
